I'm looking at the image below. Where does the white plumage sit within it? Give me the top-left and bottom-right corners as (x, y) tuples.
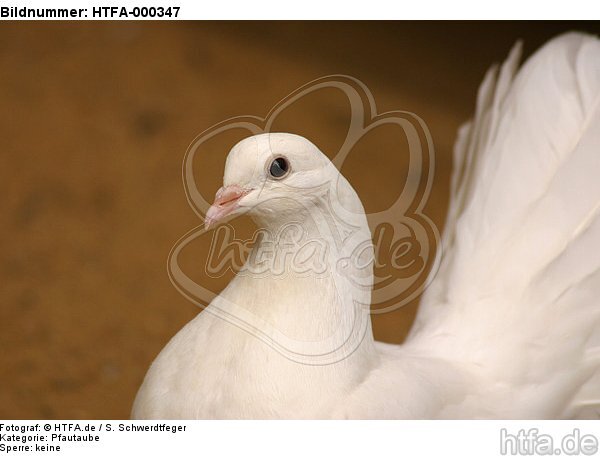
(133, 32), (600, 419)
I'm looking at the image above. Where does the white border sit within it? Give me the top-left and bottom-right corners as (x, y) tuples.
(0, 0), (598, 19)
(1, 420), (599, 456)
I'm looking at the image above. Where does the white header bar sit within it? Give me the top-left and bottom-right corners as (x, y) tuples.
(0, 0), (598, 20)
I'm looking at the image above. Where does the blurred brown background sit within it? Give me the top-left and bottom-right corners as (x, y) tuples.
(1, 21), (598, 419)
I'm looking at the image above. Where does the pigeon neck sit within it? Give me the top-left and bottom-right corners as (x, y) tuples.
(225, 197), (376, 364)
(246, 201), (373, 287)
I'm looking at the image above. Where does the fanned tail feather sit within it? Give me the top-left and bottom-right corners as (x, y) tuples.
(408, 32), (600, 418)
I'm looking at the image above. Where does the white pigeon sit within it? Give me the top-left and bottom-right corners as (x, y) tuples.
(132, 32), (600, 419)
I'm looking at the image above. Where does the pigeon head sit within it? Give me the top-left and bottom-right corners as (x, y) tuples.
(205, 132), (348, 230)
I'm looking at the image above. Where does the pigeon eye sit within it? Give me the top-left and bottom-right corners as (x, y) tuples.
(268, 157), (290, 179)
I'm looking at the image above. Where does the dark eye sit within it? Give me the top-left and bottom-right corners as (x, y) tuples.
(268, 157), (290, 179)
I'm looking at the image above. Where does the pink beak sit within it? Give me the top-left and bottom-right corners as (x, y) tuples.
(205, 185), (251, 229)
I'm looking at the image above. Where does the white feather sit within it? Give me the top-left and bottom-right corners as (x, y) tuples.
(408, 32), (600, 418)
